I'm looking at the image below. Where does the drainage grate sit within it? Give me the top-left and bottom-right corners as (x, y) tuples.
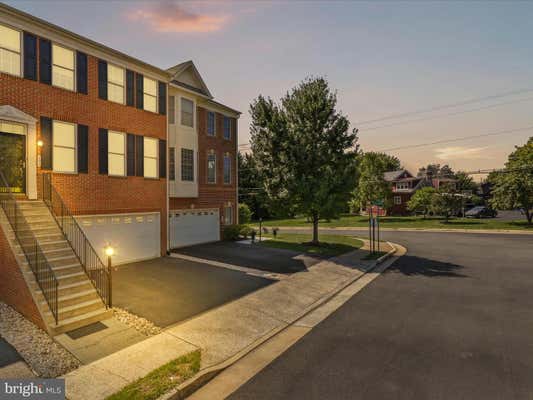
(66, 321), (108, 340)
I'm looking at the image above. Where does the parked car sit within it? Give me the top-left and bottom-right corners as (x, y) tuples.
(465, 206), (498, 218)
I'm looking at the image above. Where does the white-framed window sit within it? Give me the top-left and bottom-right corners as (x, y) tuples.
(143, 76), (157, 113)
(223, 154), (231, 184)
(108, 64), (125, 104)
(0, 23), (21, 76)
(144, 137), (158, 178)
(207, 111), (216, 136)
(168, 96), (176, 124)
(108, 131), (126, 176)
(52, 43), (75, 91)
(169, 147), (175, 181)
(207, 152), (216, 184)
(181, 148), (194, 182)
(181, 98), (194, 127)
(223, 116), (231, 140)
(396, 182), (409, 190)
(224, 206), (233, 225)
(394, 196), (402, 205)
(52, 121), (76, 173)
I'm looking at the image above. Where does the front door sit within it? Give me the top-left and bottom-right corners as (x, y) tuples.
(0, 131), (26, 194)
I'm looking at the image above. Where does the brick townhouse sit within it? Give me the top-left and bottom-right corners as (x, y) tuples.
(0, 3), (239, 334)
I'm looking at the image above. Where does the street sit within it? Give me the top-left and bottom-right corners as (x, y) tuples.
(229, 231), (533, 400)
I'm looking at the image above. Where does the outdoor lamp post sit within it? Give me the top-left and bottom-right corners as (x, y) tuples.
(104, 245), (114, 308)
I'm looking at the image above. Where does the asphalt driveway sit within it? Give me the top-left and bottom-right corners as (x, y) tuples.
(174, 241), (323, 274)
(113, 257), (274, 327)
(0, 338), (20, 368)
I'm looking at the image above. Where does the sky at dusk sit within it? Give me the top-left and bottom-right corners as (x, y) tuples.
(6, 0), (533, 175)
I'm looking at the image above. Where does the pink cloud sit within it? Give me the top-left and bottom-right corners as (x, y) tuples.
(127, 1), (230, 33)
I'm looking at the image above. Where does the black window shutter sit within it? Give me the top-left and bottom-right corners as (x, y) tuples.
(98, 128), (108, 174)
(135, 135), (144, 176)
(39, 38), (51, 85)
(98, 60), (108, 100)
(77, 124), (89, 173)
(135, 73), (144, 109)
(76, 51), (88, 94)
(159, 139), (166, 178)
(127, 133), (136, 176)
(126, 70), (135, 106)
(158, 82), (166, 116)
(40, 117), (53, 170)
(23, 32), (37, 81)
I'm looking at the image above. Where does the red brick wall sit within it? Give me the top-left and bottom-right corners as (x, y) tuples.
(0, 50), (167, 255)
(389, 193), (412, 216)
(0, 225), (46, 330)
(170, 107), (237, 225)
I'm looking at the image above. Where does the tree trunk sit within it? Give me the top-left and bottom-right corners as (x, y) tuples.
(526, 209), (532, 225)
(311, 211), (319, 245)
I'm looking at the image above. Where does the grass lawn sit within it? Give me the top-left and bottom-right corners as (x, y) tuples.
(257, 214), (533, 231)
(259, 233), (364, 257)
(106, 350), (201, 400)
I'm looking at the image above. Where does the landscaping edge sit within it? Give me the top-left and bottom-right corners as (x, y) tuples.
(161, 241), (400, 400)
(260, 226), (533, 235)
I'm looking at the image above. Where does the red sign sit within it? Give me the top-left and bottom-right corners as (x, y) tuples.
(366, 205), (386, 216)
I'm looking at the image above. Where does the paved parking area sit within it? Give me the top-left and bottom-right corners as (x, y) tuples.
(0, 337), (33, 378)
(113, 257), (274, 328)
(175, 241), (323, 274)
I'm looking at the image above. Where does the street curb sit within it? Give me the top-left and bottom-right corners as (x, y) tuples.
(163, 242), (402, 400)
(266, 226), (533, 235)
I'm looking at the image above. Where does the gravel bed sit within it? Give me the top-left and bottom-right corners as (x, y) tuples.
(112, 307), (162, 336)
(0, 302), (80, 377)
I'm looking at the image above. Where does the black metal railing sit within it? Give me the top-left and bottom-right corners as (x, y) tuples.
(0, 171), (59, 324)
(42, 173), (111, 308)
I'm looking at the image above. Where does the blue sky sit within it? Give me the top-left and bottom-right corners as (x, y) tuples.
(7, 0), (533, 174)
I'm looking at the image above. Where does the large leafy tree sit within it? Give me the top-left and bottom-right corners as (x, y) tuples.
(351, 152), (401, 211)
(417, 163), (455, 178)
(407, 186), (436, 218)
(489, 137), (533, 224)
(250, 77), (359, 244)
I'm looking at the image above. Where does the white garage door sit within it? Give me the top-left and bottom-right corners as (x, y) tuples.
(76, 213), (161, 265)
(169, 209), (220, 249)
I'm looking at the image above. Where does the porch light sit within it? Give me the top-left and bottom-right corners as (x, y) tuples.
(104, 246), (115, 257)
(37, 140), (43, 147)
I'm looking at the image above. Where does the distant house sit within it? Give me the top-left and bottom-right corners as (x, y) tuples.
(384, 169), (457, 215)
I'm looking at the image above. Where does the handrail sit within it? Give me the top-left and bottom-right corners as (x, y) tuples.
(0, 171), (59, 324)
(41, 173), (111, 308)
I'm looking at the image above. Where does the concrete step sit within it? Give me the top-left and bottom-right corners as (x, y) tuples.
(16, 234), (66, 244)
(45, 299), (105, 322)
(47, 256), (80, 268)
(28, 271), (87, 287)
(50, 308), (113, 336)
(16, 226), (61, 236)
(41, 289), (101, 309)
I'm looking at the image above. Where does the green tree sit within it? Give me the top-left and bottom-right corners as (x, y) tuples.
(430, 183), (462, 222)
(238, 203), (252, 224)
(407, 186), (436, 218)
(417, 163), (455, 178)
(351, 152), (401, 212)
(250, 77), (359, 244)
(489, 137), (533, 224)
(455, 171), (478, 192)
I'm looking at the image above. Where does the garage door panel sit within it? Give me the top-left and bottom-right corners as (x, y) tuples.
(170, 209), (219, 249)
(77, 213), (160, 265)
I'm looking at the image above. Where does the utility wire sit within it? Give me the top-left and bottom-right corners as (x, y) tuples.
(355, 88), (533, 125)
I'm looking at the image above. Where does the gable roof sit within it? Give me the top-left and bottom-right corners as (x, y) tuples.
(384, 170), (410, 181)
(166, 60), (212, 98)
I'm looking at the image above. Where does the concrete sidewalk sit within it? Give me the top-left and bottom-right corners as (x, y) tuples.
(63, 241), (396, 400)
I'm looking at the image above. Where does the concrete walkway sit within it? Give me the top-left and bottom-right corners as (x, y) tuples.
(63, 241), (395, 400)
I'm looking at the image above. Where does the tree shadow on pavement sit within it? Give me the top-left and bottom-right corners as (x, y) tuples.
(389, 255), (467, 278)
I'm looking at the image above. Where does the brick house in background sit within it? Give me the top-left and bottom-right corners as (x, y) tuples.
(384, 169), (457, 215)
(0, 3), (239, 334)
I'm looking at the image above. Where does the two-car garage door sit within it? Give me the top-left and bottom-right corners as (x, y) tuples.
(169, 209), (220, 249)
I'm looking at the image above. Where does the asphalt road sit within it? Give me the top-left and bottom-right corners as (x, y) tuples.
(229, 231), (533, 400)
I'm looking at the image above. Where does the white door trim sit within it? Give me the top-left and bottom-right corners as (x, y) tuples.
(0, 105), (37, 199)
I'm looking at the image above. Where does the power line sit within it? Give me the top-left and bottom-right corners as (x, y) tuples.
(375, 125), (533, 153)
(355, 88), (533, 126)
(359, 96), (533, 131)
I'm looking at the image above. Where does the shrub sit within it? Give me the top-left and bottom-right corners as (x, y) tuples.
(240, 225), (254, 239)
(222, 225), (242, 241)
(238, 203), (252, 224)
